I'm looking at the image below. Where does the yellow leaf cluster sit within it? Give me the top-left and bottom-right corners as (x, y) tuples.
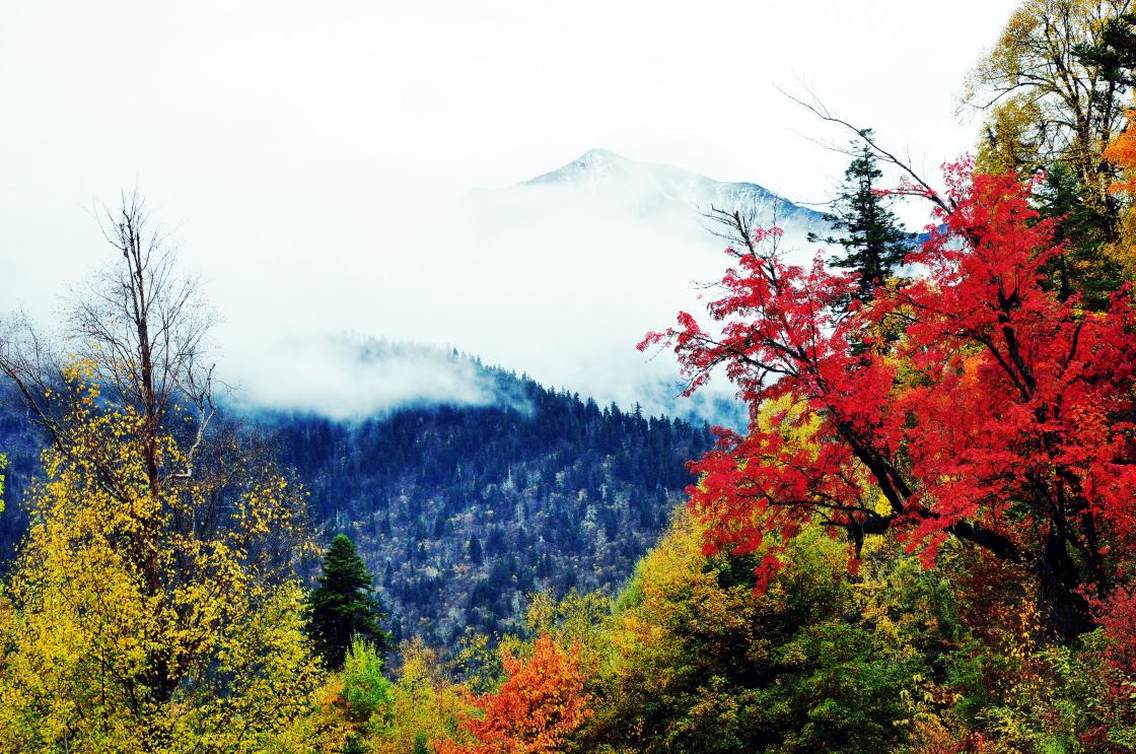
(0, 373), (326, 753)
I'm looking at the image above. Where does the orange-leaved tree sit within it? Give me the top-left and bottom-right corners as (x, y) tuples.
(1103, 106), (1136, 278)
(436, 635), (590, 754)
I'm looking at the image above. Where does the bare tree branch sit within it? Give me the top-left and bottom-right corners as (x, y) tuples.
(778, 86), (956, 215)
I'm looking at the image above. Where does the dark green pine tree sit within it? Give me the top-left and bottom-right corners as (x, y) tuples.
(1034, 162), (1124, 311)
(809, 131), (913, 306)
(305, 533), (391, 668)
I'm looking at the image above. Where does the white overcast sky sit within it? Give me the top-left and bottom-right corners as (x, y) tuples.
(0, 0), (1020, 416)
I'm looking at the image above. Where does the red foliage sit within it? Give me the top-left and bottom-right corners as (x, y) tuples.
(1082, 585), (1136, 748)
(643, 164), (1136, 627)
(1095, 585), (1136, 677)
(436, 635), (590, 754)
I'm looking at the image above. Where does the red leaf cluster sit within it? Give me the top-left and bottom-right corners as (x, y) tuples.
(644, 164), (1136, 615)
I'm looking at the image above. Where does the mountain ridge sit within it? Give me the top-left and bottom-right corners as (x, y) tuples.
(520, 148), (828, 229)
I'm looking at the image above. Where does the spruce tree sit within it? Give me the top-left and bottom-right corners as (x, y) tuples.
(1034, 162), (1123, 310)
(809, 131), (912, 306)
(305, 533), (391, 668)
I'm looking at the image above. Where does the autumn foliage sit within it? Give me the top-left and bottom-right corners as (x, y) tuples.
(642, 163), (1136, 635)
(1105, 110), (1136, 196)
(0, 371), (322, 751)
(437, 635), (590, 754)
(9, 4), (1136, 752)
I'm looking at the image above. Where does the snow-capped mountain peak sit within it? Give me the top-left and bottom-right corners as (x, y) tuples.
(521, 148), (827, 231)
(526, 148), (638, 185)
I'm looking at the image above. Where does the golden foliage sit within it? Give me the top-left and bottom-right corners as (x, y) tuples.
(975, 96), (1045, 175)
(368, 640), (470, 754)
(0, 371), (325, 753)
(966, 0), (1131, 205)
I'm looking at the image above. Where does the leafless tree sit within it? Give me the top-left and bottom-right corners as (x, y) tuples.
(0, 193), (311, 729)
(702, 204), (765, 253)
(1, 191), (217, 491)
(0, 191), (311, 567)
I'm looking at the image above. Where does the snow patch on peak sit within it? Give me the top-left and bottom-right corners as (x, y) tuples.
(526, 148), (635, 186)
(577, 147), (621, 163)
(520, 149), (827, 231)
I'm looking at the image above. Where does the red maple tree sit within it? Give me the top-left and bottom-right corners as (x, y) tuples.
(642, 164), (1136, 636)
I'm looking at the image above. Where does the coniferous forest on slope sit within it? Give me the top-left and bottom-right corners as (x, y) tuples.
(265, 377), (712, 645)
(6, 2), (1136, 753)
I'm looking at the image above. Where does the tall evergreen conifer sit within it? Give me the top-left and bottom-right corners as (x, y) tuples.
(810, 131), (912, 305)
(306, 533), (391, 668)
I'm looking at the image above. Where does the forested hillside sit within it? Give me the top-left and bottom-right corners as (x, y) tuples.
(263, 365), (711, 644)
(0, 363), (712, 645)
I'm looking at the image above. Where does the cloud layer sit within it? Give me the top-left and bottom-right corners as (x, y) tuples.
(0, 1), (1018, 421)
(223, 336), (507, 420)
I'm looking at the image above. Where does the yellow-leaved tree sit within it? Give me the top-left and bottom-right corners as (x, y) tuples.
(965, 0), (1133, 199)
(0, 194), (329, 753)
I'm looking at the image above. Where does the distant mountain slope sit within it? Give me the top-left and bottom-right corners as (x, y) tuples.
(264, 362), (711, 646)
(0, 354), (712, 647)
(519, 148), (828, 232)
(455, 150), (827, 427)
(0, 401), (45, 555)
